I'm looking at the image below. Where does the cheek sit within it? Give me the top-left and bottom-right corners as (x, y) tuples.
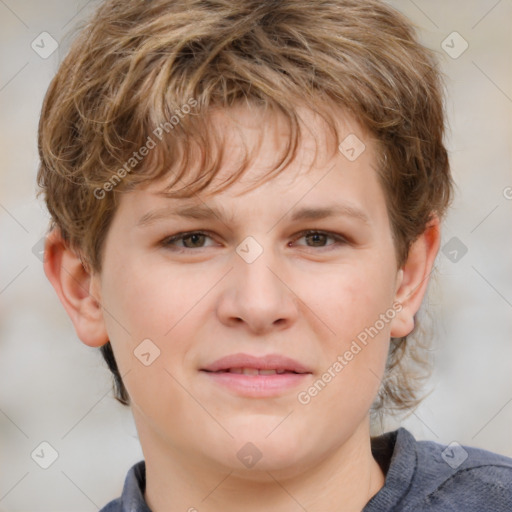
(98, 258), (215, 405)
(102, 256), (208, 340)
(298, 258), (395, 403)
(296, 271), (392, 423)
(309, 259), (396, 343)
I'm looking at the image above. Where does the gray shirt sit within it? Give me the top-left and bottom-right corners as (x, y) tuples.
(100, 428), (512, 511)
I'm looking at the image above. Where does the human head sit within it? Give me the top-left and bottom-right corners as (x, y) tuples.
(38, 0), (452, 416)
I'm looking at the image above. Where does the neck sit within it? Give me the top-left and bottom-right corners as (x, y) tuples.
(137, 416), (385, 512)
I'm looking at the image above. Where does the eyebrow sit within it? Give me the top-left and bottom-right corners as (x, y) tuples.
(136, 203), (370, 227)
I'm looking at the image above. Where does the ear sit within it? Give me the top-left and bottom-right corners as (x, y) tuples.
(390, 215), (441, 338)
(43, 228), (109, 347)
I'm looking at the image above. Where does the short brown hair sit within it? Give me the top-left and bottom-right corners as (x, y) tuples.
(37, 0), (453, 413)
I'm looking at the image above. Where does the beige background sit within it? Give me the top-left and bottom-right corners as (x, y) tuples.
(0, 0), (511, 510)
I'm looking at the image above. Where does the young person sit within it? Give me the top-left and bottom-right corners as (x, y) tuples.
(37, 0), (512, 510)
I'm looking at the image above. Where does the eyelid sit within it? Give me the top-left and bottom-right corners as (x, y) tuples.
(290, 229), (348, 247)
(161, 229), (348, 251)
(162, 230), (217, 248)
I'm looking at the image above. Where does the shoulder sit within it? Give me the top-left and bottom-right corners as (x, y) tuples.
(99, 461), (149, 512)
(405, 428), (512, 511)
(99, 499), (121, 512)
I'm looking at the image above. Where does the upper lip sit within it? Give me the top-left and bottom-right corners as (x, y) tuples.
(201, 353), (312, 374)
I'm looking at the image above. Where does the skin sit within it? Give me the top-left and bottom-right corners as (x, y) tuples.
(45, 103), (440, 511)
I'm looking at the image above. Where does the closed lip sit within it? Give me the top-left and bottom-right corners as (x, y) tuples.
(200, 353), (312, 374)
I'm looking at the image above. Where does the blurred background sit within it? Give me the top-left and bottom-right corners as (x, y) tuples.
(0, 0), (511, 510)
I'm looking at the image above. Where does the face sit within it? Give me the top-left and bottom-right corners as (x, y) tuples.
(92, 104), (404, 477)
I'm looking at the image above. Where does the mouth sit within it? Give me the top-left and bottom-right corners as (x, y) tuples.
(205, 368), (303, 375)
(200, 352), (311, 374)
(200, 353), (312, 397)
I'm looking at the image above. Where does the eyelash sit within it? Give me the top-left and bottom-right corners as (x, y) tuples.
(161, 230), (348, 252)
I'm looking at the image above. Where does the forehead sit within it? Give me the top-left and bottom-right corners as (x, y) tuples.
(143, 101), (378, 199)
(113, 102), (390, 236)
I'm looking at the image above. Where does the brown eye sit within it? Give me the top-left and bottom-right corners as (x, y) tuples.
(181, 233), (207, 248)
(304, 232), (329, 247)
(162, 231), (214, 250)
(293, 230), (347, 249)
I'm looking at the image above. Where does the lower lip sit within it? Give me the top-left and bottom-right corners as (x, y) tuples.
(200, 371), (310, 397)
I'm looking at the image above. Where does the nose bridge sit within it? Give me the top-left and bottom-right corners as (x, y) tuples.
(235, 238), (285, 306)
(216, 236), (298, 333)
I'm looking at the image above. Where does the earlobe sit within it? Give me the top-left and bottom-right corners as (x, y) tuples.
(390, 216), (441, 338)
(43, 228), (109, 347)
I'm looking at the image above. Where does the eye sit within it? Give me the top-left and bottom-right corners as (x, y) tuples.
(161, 229), (348, 252)
(291, 230), (347, 249)
(161, 231), (216, 250)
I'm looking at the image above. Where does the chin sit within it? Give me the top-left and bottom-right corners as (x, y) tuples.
(217, 424), (315, 475)
(226, 448), (313, 481)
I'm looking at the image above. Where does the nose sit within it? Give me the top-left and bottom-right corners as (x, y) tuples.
(215, 243), (299, 335)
